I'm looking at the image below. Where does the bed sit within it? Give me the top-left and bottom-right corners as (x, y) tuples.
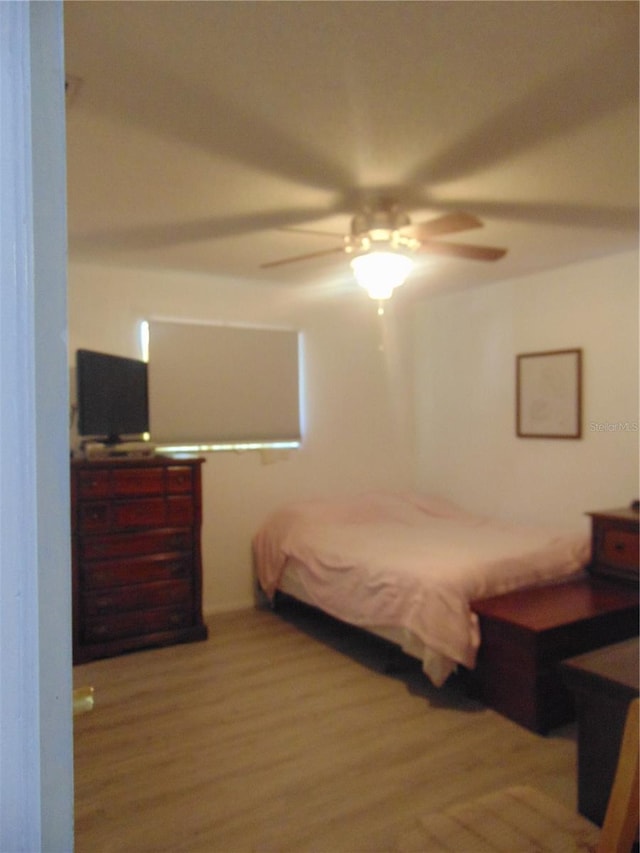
(252, 492), (590, 686)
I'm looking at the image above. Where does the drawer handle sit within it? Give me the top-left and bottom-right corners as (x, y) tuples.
(614, 542), (626, 552)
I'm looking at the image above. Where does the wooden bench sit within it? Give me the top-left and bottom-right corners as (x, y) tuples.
(471, 577), (639, 733)
(561, 638), (639, 826)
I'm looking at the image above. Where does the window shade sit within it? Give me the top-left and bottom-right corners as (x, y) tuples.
(147, 320), (300, 446)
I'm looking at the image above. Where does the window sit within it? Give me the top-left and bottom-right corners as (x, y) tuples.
(144, 319), (301, 451)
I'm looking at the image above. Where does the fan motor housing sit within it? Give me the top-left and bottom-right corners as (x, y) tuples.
(350, 202), (410, 238)
(348, 204), (418, 254)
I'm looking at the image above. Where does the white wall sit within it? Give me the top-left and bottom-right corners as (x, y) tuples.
(412, 250), (639, 531)
(68, 262), (415, 612)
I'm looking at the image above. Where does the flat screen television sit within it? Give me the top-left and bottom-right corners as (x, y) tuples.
(76, 349), (149, 445)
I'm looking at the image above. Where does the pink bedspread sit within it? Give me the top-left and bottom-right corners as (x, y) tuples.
(252, 493), (589, 683)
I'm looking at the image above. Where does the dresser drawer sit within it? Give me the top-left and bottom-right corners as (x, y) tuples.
(167, 496), (194, 525)
(83, 579), (192, 615)
(81, 529), (192, 561)
(79, 498), (191, 532)
(83, 554), (192, 589)
(589, 509), (640, 584)
(78, 502), (111, 533)
(77, 466), (166, 499)
(113, 467), (164, 496)
(83, 606), (193, 643)
(78, 469), (111, 499)
(600, 528), (639, 572)
(113, 498), (167, 529)
(167, 466), (193, 494)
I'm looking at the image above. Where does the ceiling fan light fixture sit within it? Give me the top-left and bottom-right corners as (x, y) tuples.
(350, 250), (414, 300)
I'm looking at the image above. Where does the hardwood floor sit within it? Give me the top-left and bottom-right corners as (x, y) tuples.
(73, 601), (579, 852)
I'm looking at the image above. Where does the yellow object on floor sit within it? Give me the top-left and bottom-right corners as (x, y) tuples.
(73, 686), (94, 716)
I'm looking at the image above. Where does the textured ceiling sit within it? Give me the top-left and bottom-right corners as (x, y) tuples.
(64, 1), (639, 301)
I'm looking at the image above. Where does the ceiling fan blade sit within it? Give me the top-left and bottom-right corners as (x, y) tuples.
(70, 207), (343, 253)
(408, 31), (638, 189)
(279, 226), (346, 238)
(409, 211), (484, 240)
(419, 240), (507, 261)
(260, 246), (345, 269)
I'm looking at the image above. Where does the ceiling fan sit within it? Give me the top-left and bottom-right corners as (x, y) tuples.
(259, 200), (507, 303)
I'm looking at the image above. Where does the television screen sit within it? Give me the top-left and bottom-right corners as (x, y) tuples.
(76, 349), (149, 444)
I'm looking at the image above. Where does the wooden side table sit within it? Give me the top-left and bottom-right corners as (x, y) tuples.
(560, 638), (639, 826)
(472, 578), (639, 733)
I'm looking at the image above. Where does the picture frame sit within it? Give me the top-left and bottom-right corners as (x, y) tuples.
(516, 348), (582, 439)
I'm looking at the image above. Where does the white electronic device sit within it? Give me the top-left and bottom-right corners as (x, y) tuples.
(82, 441), (157, 460)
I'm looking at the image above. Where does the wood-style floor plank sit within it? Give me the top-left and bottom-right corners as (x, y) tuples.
(73, 602), (578, 852)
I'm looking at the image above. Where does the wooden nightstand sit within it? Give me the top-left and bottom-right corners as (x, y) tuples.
(587, 507), (639, 585)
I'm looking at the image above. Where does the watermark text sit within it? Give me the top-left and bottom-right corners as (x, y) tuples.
(589, 421), (638, 432)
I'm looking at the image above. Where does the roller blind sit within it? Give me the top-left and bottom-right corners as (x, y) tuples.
(147, 320), (301, 446)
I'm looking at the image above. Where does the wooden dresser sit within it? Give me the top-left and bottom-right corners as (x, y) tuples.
(71, 455), (208, 664)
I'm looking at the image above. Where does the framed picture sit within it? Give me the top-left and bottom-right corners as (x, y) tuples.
(516, 348), (582, 439)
